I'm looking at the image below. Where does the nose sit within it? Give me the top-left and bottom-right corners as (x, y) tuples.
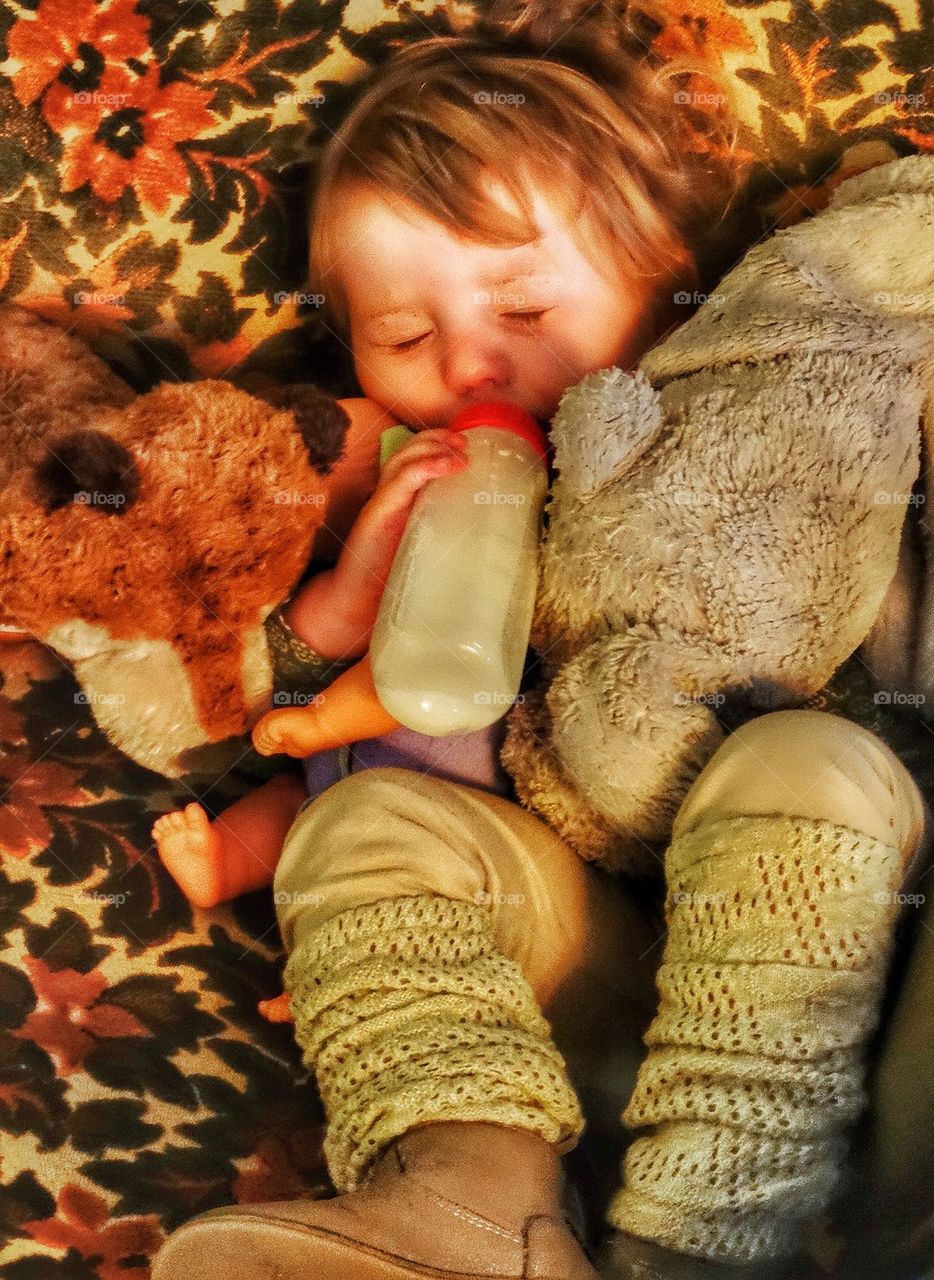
(442, 332), (510, 400)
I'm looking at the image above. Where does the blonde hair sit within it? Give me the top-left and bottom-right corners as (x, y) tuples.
(308, 16), (750, 339)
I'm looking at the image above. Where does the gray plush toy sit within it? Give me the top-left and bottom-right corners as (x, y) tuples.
(501, 153), (934, 876)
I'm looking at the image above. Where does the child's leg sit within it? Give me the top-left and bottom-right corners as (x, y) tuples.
(152, 769), (309, 908)
(153, 766), (661, 1280)
(604, 709), (929, 1274)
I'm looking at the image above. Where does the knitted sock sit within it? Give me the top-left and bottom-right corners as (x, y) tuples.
(607, 813), (908, 1265)
(284, 893), (585, 1193)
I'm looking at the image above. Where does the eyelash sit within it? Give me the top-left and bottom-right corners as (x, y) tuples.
(388, 309), (551, 353)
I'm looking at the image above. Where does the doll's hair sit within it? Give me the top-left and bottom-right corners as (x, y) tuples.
(307, 3), (751, 339)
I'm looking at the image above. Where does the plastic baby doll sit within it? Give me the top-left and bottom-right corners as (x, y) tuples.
(151, 30), (931, 1280)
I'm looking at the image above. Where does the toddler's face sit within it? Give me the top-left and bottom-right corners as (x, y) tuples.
(327, 174), (657, 429)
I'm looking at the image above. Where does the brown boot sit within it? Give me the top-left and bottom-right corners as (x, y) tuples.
(152, 1120), (598, 1280)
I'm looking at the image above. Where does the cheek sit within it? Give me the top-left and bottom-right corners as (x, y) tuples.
(355, 350), (436, 418)
(575, 294), (648, 368)
(355, 348), (397, 395)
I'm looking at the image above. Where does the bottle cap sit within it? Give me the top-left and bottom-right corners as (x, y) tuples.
(449, 400), (549, 463)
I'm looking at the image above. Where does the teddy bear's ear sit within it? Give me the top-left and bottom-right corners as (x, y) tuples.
(283, 386), (350, 476)
(549, 367), (664, 499)
(231, 372), (350, 476)
(31, 430), (140, 515)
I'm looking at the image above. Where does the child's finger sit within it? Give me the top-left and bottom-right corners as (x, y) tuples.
(360, 447), (470, 530)
(377, 430), (468, 484)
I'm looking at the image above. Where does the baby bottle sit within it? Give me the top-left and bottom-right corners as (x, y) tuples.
(369, 400), (549, 735)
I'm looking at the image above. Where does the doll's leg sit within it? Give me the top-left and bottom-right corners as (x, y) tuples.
(152, 769), (309, 908)
(603, 709), (930, 1277)
(153, 766), (663, 1280)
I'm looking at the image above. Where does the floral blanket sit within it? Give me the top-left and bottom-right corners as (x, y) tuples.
(0, 0), (931, 1274)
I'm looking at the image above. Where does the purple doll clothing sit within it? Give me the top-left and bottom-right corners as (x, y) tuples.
(301, 716), (513, 801)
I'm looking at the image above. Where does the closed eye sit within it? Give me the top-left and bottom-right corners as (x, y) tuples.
(388, 332), (430, 353)
(505, 309), (551, 330)
(386, 309), (553, 354)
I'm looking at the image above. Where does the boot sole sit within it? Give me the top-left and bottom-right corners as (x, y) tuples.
(152, 1212), (571, 1280)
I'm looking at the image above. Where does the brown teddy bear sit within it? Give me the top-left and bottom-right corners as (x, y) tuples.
(0, 302), (379, 779)
(499, 152), (934, 876)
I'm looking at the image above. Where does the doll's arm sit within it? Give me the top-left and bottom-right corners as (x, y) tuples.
(254, 431), (471, 757)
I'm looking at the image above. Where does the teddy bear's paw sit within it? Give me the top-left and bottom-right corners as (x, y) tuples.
(546, 631), (728, 864)
(501, 687), (648, 874)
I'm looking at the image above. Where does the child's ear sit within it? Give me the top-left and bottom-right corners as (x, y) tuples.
(31, 430), (140, 515)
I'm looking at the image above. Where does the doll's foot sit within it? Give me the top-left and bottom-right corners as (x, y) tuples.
(251, 707), (312, 758)
(152, 804), (228, 909)
(257, 991), (294, 1024)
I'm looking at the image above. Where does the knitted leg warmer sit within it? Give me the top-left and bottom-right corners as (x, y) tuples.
(607, 813), (908, 1265)
(284, 892), (585, 1193)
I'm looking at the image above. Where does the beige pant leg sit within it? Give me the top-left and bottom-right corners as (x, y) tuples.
(274, 767), (664, 1213)
(675, 709), (933, 1270)
(612, 709), (931, 1264)
(673, 708), (929, 861)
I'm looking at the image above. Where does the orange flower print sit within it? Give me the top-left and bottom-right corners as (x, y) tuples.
(14, 955), (147, 1076)
(7, 0), (149, 110)
(43, 61), (217, 213)
(0, 753), (90, 859)
(25, 1184), (163, 1280)
(646, 0), (756, 65)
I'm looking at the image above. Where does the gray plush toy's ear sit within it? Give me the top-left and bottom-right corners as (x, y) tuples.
(549, 366), (664, 500)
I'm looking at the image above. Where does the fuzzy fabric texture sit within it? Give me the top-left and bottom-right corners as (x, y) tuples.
(606, 812), (909, 1263)
(0, 304), (349, 777)
(501, 153), (934, 876)
(283, 893), (585, 1193)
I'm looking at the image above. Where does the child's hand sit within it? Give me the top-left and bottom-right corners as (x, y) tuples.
(285, 429), (470, 659)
